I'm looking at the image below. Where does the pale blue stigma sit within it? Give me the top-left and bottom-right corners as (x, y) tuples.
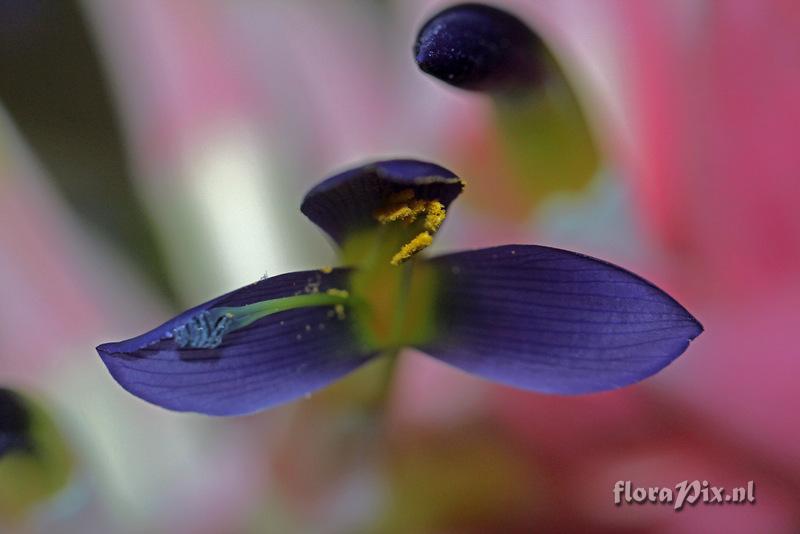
(173, 310), (234, 349)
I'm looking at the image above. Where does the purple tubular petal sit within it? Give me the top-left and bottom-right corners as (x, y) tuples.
(97, 269), (376, 416)
(300, 159), (464, 245)
(420, 245), (703, 394)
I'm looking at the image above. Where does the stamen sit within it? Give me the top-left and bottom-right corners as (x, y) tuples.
(374, 189), (429, 225)
(373, 190), (448, 265)
(424, 200), (446, 232)
(390, 232), (433, 266)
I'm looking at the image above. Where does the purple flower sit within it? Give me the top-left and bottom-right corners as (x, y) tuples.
(97, 160), (702, 416)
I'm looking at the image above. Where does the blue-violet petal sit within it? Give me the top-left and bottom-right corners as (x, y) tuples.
(419, 245), (702, 393)
(97, 269), (376, 415)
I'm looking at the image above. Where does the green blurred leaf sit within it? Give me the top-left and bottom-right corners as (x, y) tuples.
(0, 1), (175, 301)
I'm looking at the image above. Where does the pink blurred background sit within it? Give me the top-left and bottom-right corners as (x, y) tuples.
(1, 1), (798, 532)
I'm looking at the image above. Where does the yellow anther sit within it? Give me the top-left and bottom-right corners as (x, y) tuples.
(390, 232), (433, 266)
(373, 190), (448, 265)
(374, 190), (429, 224)
(424, 200), (446, 232)
(375, 201), (426, 224)
(320, 266), (333, 274)
(326, 288), (350, 299)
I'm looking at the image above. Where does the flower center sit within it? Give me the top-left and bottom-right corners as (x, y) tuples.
(172, 190), (448, 352)
(373, 189), (447, 265)
(335, 190), (444, 352)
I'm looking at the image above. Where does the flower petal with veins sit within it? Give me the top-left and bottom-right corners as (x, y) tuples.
(419, 245), (702, 394)
(98, 269), (376, 415)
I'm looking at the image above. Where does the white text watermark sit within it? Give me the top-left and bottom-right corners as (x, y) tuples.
(613, 480), (755, 511)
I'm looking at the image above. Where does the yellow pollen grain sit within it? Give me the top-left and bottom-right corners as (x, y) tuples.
(326, 288), (349, 298)
(320, 266), (333, 274)
(390, 232), (433, 266)
(334, 304), (346, 320)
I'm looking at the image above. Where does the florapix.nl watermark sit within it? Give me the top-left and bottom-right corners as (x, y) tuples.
(613, 480), (755, 511)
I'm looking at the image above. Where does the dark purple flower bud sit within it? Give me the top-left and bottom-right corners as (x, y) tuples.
(414, 3), (548, 93)
(0, 388), (33, 456)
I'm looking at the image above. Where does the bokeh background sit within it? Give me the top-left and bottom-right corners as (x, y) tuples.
(1, 0), (799, 532)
